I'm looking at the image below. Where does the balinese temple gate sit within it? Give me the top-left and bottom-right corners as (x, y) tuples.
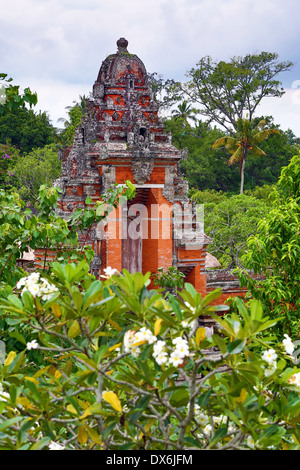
(54, 38), (213, 295)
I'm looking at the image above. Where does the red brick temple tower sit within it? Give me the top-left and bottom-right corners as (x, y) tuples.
(54, 38), (212, 295)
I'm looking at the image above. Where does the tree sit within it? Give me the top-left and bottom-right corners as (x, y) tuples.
(0, 144), (21, 190)
(193, 193), (270, 268)
(6, 144), (62, 205)
(212, 118), (280, 193)
(164, 117), (241, 192)
(236, 152), (300, 336)
(171, 101), (199, 126)
(174, 52), (293, 135)
(57, 96), (87, 148)
(0, 108), (56, 154)
(244, 117), (300, 189)
(0, 74), (37, 114)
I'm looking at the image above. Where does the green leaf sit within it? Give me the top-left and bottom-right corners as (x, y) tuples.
(21, 290), (34, 311)
(197, 389), (212, 407)
(129, 396), (151, 422)
(166, 294), (182, 321)
(85, 196), (93, 205)
(227, 339), (246, 355)
(96, 203), (105, 217)
(8, 331), (27, 346)
(7, 294), (24, 310)
(212, 334), (227, 354)
(82, 280), (102, 309)
(0, 417), (23, 432)
(169, 388), (190, 408)
(208, 426), (228, 448)
(30, 437), (51, 450)
(201, 288), (222, 308)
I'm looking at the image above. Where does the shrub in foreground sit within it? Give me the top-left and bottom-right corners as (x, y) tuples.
(0, 262), (300, 450)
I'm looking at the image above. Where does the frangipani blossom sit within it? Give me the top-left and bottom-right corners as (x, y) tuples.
(27, 340), (39, 350)
(16, 273), (58, 300)
(262, 349), (277, 364)
(169, 350), (185, 367)
(283, 334), (295, 355)
(49, 441), (65, 450)
(123, 327), (157, 358)
(100, 267), (119, 279)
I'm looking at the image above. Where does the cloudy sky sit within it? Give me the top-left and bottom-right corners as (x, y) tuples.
(1, 0), (300, 135)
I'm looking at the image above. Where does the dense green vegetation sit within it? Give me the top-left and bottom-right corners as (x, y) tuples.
(0, 52), (299, 450)
(0, 169), (299, 450)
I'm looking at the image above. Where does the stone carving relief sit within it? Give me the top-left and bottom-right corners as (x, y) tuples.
(102, 165), (116, 191)
(162, 166), (176, 202)
(132, 158), (154, 185)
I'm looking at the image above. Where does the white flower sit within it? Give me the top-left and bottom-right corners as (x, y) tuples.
(169, 350), (185, 367)
(213, 415), (225, 425)
(135, 327), (157, 345)
(264, 362), (277, 377)
(27, 284), (40, 297)
(101, 267), (118, 279)
(283, 334), (295, 355)
(16, 277), (27, 289)
(195, 412), (209, 427)
(131, 346), (141, 358)
(28, 272), (40, 281)
(246, 435), (255, 449)
(174, 344), (189, 358)
(262, 349), (277, 364)
(123, 327), (156, 358)
(155, 351), (169, 365)
(49, 441), (65, 450)
(172, 337), (189, 347)
(27, 340), (39, 350)
(172, 336), (189, 359)
(181, 320), (190, 328)
(288, 372), (300, 391)
(0, 383), (10, 402)
(17, 273), (58, 301)
(203, 424), (213, 436)
(153, 340), (166, 356)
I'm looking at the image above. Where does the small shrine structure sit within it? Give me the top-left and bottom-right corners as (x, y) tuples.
(53, 38), (216, 296)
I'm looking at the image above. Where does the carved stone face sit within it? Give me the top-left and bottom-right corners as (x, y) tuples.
(132, 159), (154, 184)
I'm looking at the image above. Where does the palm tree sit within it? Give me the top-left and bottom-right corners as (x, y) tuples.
(171, 101), (199, 126)
(212, 118), (280, 193)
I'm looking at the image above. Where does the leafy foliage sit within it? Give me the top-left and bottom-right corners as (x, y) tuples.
(236, 153), (300, 336)
(192, 193), (270, 268)
(0, 108), (56, 154)
(0, 264), (299, 450)
(173, 52), (293, 134)
(0, 181), (135, 289)
(57, 96), (87, 148)
(5, 144), (62, 205)
(0, 74), (38, 114)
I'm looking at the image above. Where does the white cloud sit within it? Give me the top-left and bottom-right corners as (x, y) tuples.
(0, 0), (300, 134)
(257, 87), (300, 136)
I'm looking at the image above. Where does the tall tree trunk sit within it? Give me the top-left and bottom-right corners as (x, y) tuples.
(240, 151), (247, 194)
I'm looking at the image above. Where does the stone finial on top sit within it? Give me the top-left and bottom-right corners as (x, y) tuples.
(117, 37), (129, 52)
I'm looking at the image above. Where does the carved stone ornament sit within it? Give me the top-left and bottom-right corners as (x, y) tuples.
(132, 158), (154, 184)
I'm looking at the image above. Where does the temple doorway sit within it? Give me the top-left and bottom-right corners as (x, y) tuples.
(122, 212), (143, 273)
